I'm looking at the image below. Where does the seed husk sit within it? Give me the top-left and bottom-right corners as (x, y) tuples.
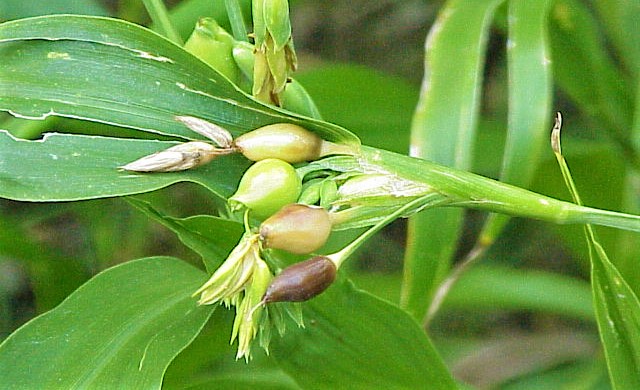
(120, 141), (220, 172)
(260, 204), (332, 254)
(262, 256), (337, 303)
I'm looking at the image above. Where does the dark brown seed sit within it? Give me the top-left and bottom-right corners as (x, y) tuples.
(262, 256), (337, 303)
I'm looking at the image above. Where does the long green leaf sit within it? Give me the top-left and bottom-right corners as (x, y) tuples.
(271, 279), (457, 390)
(589, 237), (640, 388)
(126, 197), (243, 272)
(0, 131), (248, 201)
(480, 0), (553, 242)
(592, 0), (640, 81)
(0, 256), (213, 388)
(296, 64), (418, 154)
(553, 121), (640, 388)
(402, 0), (504, 320)
(0, 216), (86, 312)
(0, 15), (360, 146)
(549, 0), (634, 161)
(0, 0), (109, 20)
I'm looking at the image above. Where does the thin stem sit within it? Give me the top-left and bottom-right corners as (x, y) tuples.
(423, 241), (489, 328)
(329, 194), (449, 268)
(224, 0), (249, 42)
(143, 0), (183, 45)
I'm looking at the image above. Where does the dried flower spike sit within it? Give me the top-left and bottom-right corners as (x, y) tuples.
(260, 204), (332, 254)
(120, 141), (221, 172)
(174, 115), (234, 148)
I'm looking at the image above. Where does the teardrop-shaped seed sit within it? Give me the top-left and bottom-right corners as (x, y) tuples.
(262, 256), (337, 303)
(260, 204), (332, 254)
(228, 158), (301, 218)
(234, 123), (322, 163)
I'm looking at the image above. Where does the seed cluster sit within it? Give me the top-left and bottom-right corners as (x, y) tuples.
(122, 117), (353, 360)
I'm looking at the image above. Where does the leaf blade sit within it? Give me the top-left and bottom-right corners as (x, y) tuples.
(0, 15), (360, 145)
(0, 131), (248, 201)
(402, 0), (505, 320)
(272, 280), (457, 390)
(0, 256), (213, 389)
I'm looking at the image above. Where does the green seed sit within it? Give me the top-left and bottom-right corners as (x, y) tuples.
(260, 204), (332, 254)
(228, 159), (301, 218)
(234, 123), (322, 163)
(262, 256), (337, 303)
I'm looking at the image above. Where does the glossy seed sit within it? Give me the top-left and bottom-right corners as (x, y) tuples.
(260, 204), (332, 254)
(262, 256), (337, 303)
(228, 158), (302, 218)
(234, 123), (322, 163)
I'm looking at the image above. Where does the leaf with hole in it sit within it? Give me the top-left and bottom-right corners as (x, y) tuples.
(271, 279), (457, 390)
(0, 15), (360, 146)
(0, 256), (213, 389)
(0, 130), (248, 201)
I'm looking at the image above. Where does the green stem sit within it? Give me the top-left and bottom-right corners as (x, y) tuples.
(328, 194), (449, 268)
(224, 0), (249, 42)
(357, 146), (640, 233)
(142, 0), (183, 45)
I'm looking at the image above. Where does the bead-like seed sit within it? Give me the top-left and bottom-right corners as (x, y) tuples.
(260, 204), (332, 254)
(262, 256), (337, 303)
(228, 159), (302, 218)
(234, 123), (322, 163)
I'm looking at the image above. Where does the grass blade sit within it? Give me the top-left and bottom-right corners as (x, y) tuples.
(552, 114), (640, 388)
(402, 0), (504, 320)
(480, 0), (553, 243)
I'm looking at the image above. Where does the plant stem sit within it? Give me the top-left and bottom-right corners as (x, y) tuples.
(142, 0), (183, 45)
(329, 194), (449, 269)
(423, 241), (488, 328)
(224, 0), (249, 42)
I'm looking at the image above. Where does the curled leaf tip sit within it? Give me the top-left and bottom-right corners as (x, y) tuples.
(551, 112), (563, 156)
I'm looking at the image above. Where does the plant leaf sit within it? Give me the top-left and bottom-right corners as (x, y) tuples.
(549, 0), (634, 140)
(552, 118), (640, 388)
(480, 0), (553, 242)
(126, 197), (244, 272)
(0, 0), (109, 20)
(0, 256), (214, 389)
(0, 15), (360, 146)
(271, 279), (458, 390)
(589, 237), (640, 388)
(0, 130), (248, 201)
(296, 64), (418, 154)
(402, 0), (505, 320)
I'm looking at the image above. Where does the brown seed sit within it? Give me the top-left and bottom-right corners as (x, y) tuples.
(262, 256), (337, 303)
(259, 204), (332, 254)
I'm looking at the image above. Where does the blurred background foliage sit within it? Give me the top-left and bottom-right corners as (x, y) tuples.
(1, 0), (638, 388)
